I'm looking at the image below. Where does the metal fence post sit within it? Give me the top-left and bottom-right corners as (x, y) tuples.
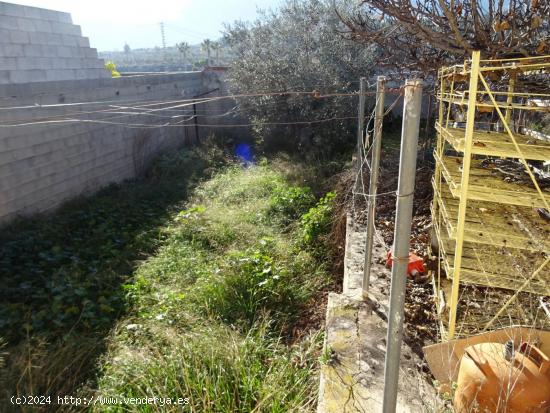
(362, 75), (386, 297)
(356, 77), (367, 167)
(382, 78), (423, 413)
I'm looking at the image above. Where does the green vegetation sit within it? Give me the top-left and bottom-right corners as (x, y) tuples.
(94, 163), (332, 412)
(0, 145), (224, 343)
(0, 144), (226, 405)
(0, 143), (338, 412)
(300, 191), (336, 256)
(268, 185), (316, 226)
(224, 0), (377, 156)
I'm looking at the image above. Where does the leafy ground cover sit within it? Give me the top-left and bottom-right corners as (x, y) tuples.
(0, 143), (339, 412)
(92, 162), (335, 412)
(0, 144), (227, 408)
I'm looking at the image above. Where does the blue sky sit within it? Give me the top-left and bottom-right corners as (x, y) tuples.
(13, 0), (282, 51)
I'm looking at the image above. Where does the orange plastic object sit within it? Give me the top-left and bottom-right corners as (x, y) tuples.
(385, 251), (425, 276)
(454, 342), (550, 412)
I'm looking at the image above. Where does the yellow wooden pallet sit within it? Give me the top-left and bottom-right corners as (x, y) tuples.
(432, 218), (550, 295)
(432, 52), (550, 339)
(435, 152), (550, 208)
(435, 122), (550, 161)
(438, 96), (550, 113)
(439, 55), (550, 79)
(432, 184), (550, 252)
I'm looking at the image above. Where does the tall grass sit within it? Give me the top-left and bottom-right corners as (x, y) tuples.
(94, 322), (322, 413)
(93, 163), (333, 412)
(1, 143), (337, 412)
(0, 143), (227, 410)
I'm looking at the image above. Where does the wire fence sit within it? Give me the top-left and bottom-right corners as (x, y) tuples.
(351, 87), (405, 252)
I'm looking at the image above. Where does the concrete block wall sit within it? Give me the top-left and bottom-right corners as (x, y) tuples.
(0, 3), (248, 225)
(0, 71), (210, 224)
(0, 1), (110, 84)
(196, 67), (251, 141)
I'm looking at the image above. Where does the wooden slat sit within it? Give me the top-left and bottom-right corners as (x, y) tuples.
(439, 96), (550, 113)
(435, 153), (550, 208)
(433, 185), (550, 251)
(431, 219), (550, 295)
(436, 122), (550, 161)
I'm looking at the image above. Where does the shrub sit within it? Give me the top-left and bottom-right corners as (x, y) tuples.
(301, 191), (336, 251)
(192, 244), (304, 329)
(224, 0), (377, 157)
(268, 185), (315, 226)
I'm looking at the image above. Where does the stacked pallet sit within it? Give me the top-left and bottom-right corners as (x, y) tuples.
(431, 52), (550, 339)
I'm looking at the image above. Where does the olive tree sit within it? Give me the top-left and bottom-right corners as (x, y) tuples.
(223, 0), (377, 157)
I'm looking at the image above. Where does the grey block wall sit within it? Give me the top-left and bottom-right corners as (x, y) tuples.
(0, 1), (110, 84)
(0, 71), (210, 224)
(0, 3), (248, 225)
(195, 67), (251, 140)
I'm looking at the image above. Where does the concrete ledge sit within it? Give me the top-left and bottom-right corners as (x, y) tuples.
(317, 293), (364, 413)
(317, 215), (441, 413)
(343, 212), (365, 300)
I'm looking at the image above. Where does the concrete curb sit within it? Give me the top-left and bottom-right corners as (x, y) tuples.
(317, 214), (439, 412)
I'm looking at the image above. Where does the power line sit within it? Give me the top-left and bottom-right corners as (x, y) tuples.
(0, 115), (356, 129)
(0, 89), (366, 112)
(0, 90), (372, 127)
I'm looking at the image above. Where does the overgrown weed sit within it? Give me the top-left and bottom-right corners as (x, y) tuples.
(92, 163), (334, 412)
(1, 145), (341, 412)
(0, 141), (229, 408)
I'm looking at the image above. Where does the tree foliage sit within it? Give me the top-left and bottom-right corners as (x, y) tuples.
(338, 0), (550, 72)
(176, 41), (190, 60)
(223, 0), (377, 157)
(201, 39), (213, 65)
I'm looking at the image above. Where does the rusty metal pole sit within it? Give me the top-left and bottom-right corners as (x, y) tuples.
(382, 79), (423, 413)
(362, 75), (386, 297)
